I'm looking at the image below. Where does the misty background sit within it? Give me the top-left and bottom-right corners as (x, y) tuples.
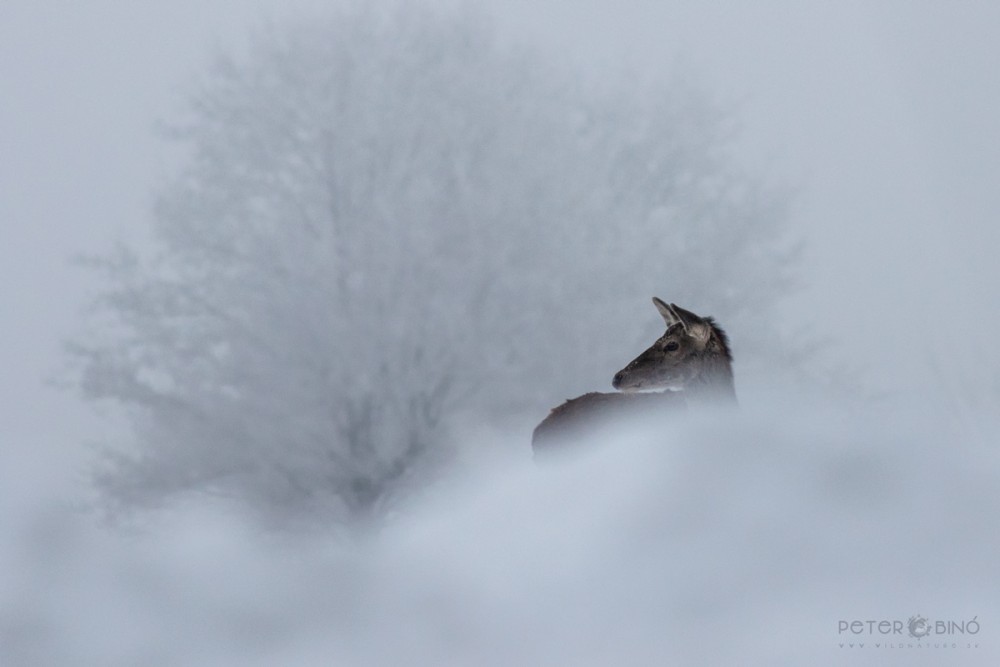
(2, 0), (999, 664)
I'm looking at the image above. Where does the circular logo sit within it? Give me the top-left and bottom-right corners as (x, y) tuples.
(908, 615), (931, 639)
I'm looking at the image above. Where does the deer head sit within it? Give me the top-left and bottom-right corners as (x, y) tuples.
(611, 298), (733, 396)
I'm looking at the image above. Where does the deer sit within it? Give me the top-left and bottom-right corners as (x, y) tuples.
(532, 298), (735, 453)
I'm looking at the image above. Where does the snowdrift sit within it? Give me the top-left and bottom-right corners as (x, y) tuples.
(2, 392), (997, 665)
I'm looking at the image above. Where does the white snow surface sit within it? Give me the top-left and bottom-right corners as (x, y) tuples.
(2, 392), (997, 665)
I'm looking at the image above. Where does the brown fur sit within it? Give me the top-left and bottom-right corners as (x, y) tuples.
(532, 391), (685, 453)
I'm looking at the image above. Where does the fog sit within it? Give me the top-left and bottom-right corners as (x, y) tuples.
(3, 0), (999, 663)
(4, 399), (997, 664)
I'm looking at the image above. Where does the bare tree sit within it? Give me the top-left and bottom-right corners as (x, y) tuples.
(69, 4), (799, 525)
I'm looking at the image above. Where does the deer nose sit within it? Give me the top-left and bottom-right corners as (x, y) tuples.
(612, 371), (625, 388)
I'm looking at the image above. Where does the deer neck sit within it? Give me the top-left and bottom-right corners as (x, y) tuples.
(686, 361), (737, 405)
(685, 332), (737, 405)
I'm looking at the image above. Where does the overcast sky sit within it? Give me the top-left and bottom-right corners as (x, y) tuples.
(3, 0), (998, 476)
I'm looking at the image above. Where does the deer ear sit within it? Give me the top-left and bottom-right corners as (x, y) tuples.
(670, 303), (711, 344)
(652, 297), (680, 327)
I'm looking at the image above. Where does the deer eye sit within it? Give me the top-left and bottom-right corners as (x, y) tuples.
(664, 341), (679, 352)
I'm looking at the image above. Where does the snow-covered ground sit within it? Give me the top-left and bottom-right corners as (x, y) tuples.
(2, 391), (997, 665)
